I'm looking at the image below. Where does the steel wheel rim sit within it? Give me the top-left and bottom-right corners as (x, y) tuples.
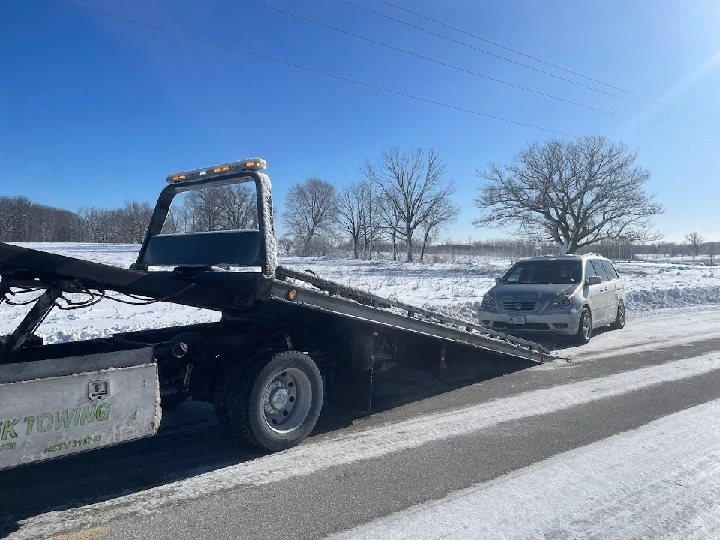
(582, 312), (592, 339)
(262, 367), (313, 434)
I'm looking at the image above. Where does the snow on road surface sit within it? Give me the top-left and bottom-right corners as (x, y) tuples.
(3, 243), (720, 350)
(11, 352), (720, 539)
(547, 304), (720, 363)
(331, 398), (720, 540)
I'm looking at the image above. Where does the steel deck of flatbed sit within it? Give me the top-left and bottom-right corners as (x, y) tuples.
(0, 243), (552, 362)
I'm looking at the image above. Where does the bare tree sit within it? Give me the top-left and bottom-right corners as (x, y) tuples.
(363, 147), (456, 262)
(686, 232), (704, 258)
(360, 186), (383, 260)
(161, 206), (180, 234)
(277, 235), (295, 256)
(78, 207), (114, 243)
(337, 181), (367, 259)
(619, 228), (664, 261)
(282, 178), (339, 256)
(186, 187), (227, 232)
(337, 180), (382, 259)
(419, 197), (460, 261)
(217, 185), (258, 230)
(0, 197), (32, 241)
(117, 201), (153, 243)
(474, 136), (663, 254)
(374, 192), (403, 261)
(706, 242), (717, 266)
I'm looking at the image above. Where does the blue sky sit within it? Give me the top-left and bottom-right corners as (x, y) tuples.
(2, 0), (719, 243)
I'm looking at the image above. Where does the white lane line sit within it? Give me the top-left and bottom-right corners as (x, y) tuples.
(12, 352), (720, 539)
(329, 398), (720, 540)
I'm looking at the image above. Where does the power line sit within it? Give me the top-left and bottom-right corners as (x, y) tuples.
(378, 0), (720, 127)
(341, 0), (720, 130)
(45, 0), (575, 138)
(248, 0), (720, 147)
(40, 1), (720, 170)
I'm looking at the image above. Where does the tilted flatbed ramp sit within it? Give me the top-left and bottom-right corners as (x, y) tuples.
(0, 243), (552, 363)
(273, 266), (551, 362)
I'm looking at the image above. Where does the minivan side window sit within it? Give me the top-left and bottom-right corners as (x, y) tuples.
(583, 261), (594, 281)
(600, 260), (619, 280)
(591, 259), (614, 281)
(586, 259), (607, 281)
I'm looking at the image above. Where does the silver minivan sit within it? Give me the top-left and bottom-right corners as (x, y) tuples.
(478, 254), (626, 344)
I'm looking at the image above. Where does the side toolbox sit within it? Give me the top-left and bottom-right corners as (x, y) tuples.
(0, 346), (161, 470)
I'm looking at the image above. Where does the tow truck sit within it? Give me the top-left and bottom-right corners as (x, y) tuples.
(0, 158), (552, 470)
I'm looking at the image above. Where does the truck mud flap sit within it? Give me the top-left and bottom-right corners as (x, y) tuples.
(0, 347), (161, 470)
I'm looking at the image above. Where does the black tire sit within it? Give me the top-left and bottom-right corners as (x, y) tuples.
(575, 308), (593, 345)
(161, 393), (188, 411)
(223, 351), (323, 452)
(611, 301), (626, 330)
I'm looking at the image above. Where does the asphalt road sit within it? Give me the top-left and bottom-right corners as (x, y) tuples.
(3, 333), (720, 539)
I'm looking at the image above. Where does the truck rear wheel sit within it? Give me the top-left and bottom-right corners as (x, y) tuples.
(221, 350), (323, 452)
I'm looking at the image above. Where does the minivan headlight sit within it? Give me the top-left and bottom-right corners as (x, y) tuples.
(547, 293), (573, 309)
(480, 293), (497, 310)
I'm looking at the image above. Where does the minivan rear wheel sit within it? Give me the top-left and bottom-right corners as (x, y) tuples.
(611, 301), (626, 330)
(575, 308), (593, 345)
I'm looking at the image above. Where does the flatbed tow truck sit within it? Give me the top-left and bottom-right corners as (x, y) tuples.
(0, 158), (552, 471)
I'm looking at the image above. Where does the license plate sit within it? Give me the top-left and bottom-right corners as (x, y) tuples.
(508, 315), (526, 325)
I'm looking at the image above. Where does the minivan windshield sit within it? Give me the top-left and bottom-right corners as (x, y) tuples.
(500, 260), (582, 285)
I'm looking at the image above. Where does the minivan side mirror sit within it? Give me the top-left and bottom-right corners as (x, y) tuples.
(495, 277), (501, 285)
(585, 275), (602, 286)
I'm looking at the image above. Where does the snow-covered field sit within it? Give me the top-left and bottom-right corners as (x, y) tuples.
(2, 243), (720, 345)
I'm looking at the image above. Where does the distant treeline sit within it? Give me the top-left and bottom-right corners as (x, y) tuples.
(0, 186), (257, 244)
(0, 193), (713, 262)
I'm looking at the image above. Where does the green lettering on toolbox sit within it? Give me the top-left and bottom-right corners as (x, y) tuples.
(24, 416), (36, 436)
(37, 413), (53, 433)
(1, 419), (18, 440)
(80, 405), (97, 425)
(96, 403), (110, 421)
(55, 409), (78, 430)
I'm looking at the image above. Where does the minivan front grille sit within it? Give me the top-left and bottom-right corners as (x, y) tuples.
(502, 301), (536, 311)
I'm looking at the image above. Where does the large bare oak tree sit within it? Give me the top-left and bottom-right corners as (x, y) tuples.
(474, 136), (663, 253)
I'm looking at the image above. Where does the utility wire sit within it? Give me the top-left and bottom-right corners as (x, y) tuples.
(43, 0), (717, 169)
(341, 0), (720, 130)
(248, 0), (720, 147)
(46, 0), (574, 138)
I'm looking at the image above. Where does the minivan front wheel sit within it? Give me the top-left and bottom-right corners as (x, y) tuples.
(575, 308), (593, 345)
